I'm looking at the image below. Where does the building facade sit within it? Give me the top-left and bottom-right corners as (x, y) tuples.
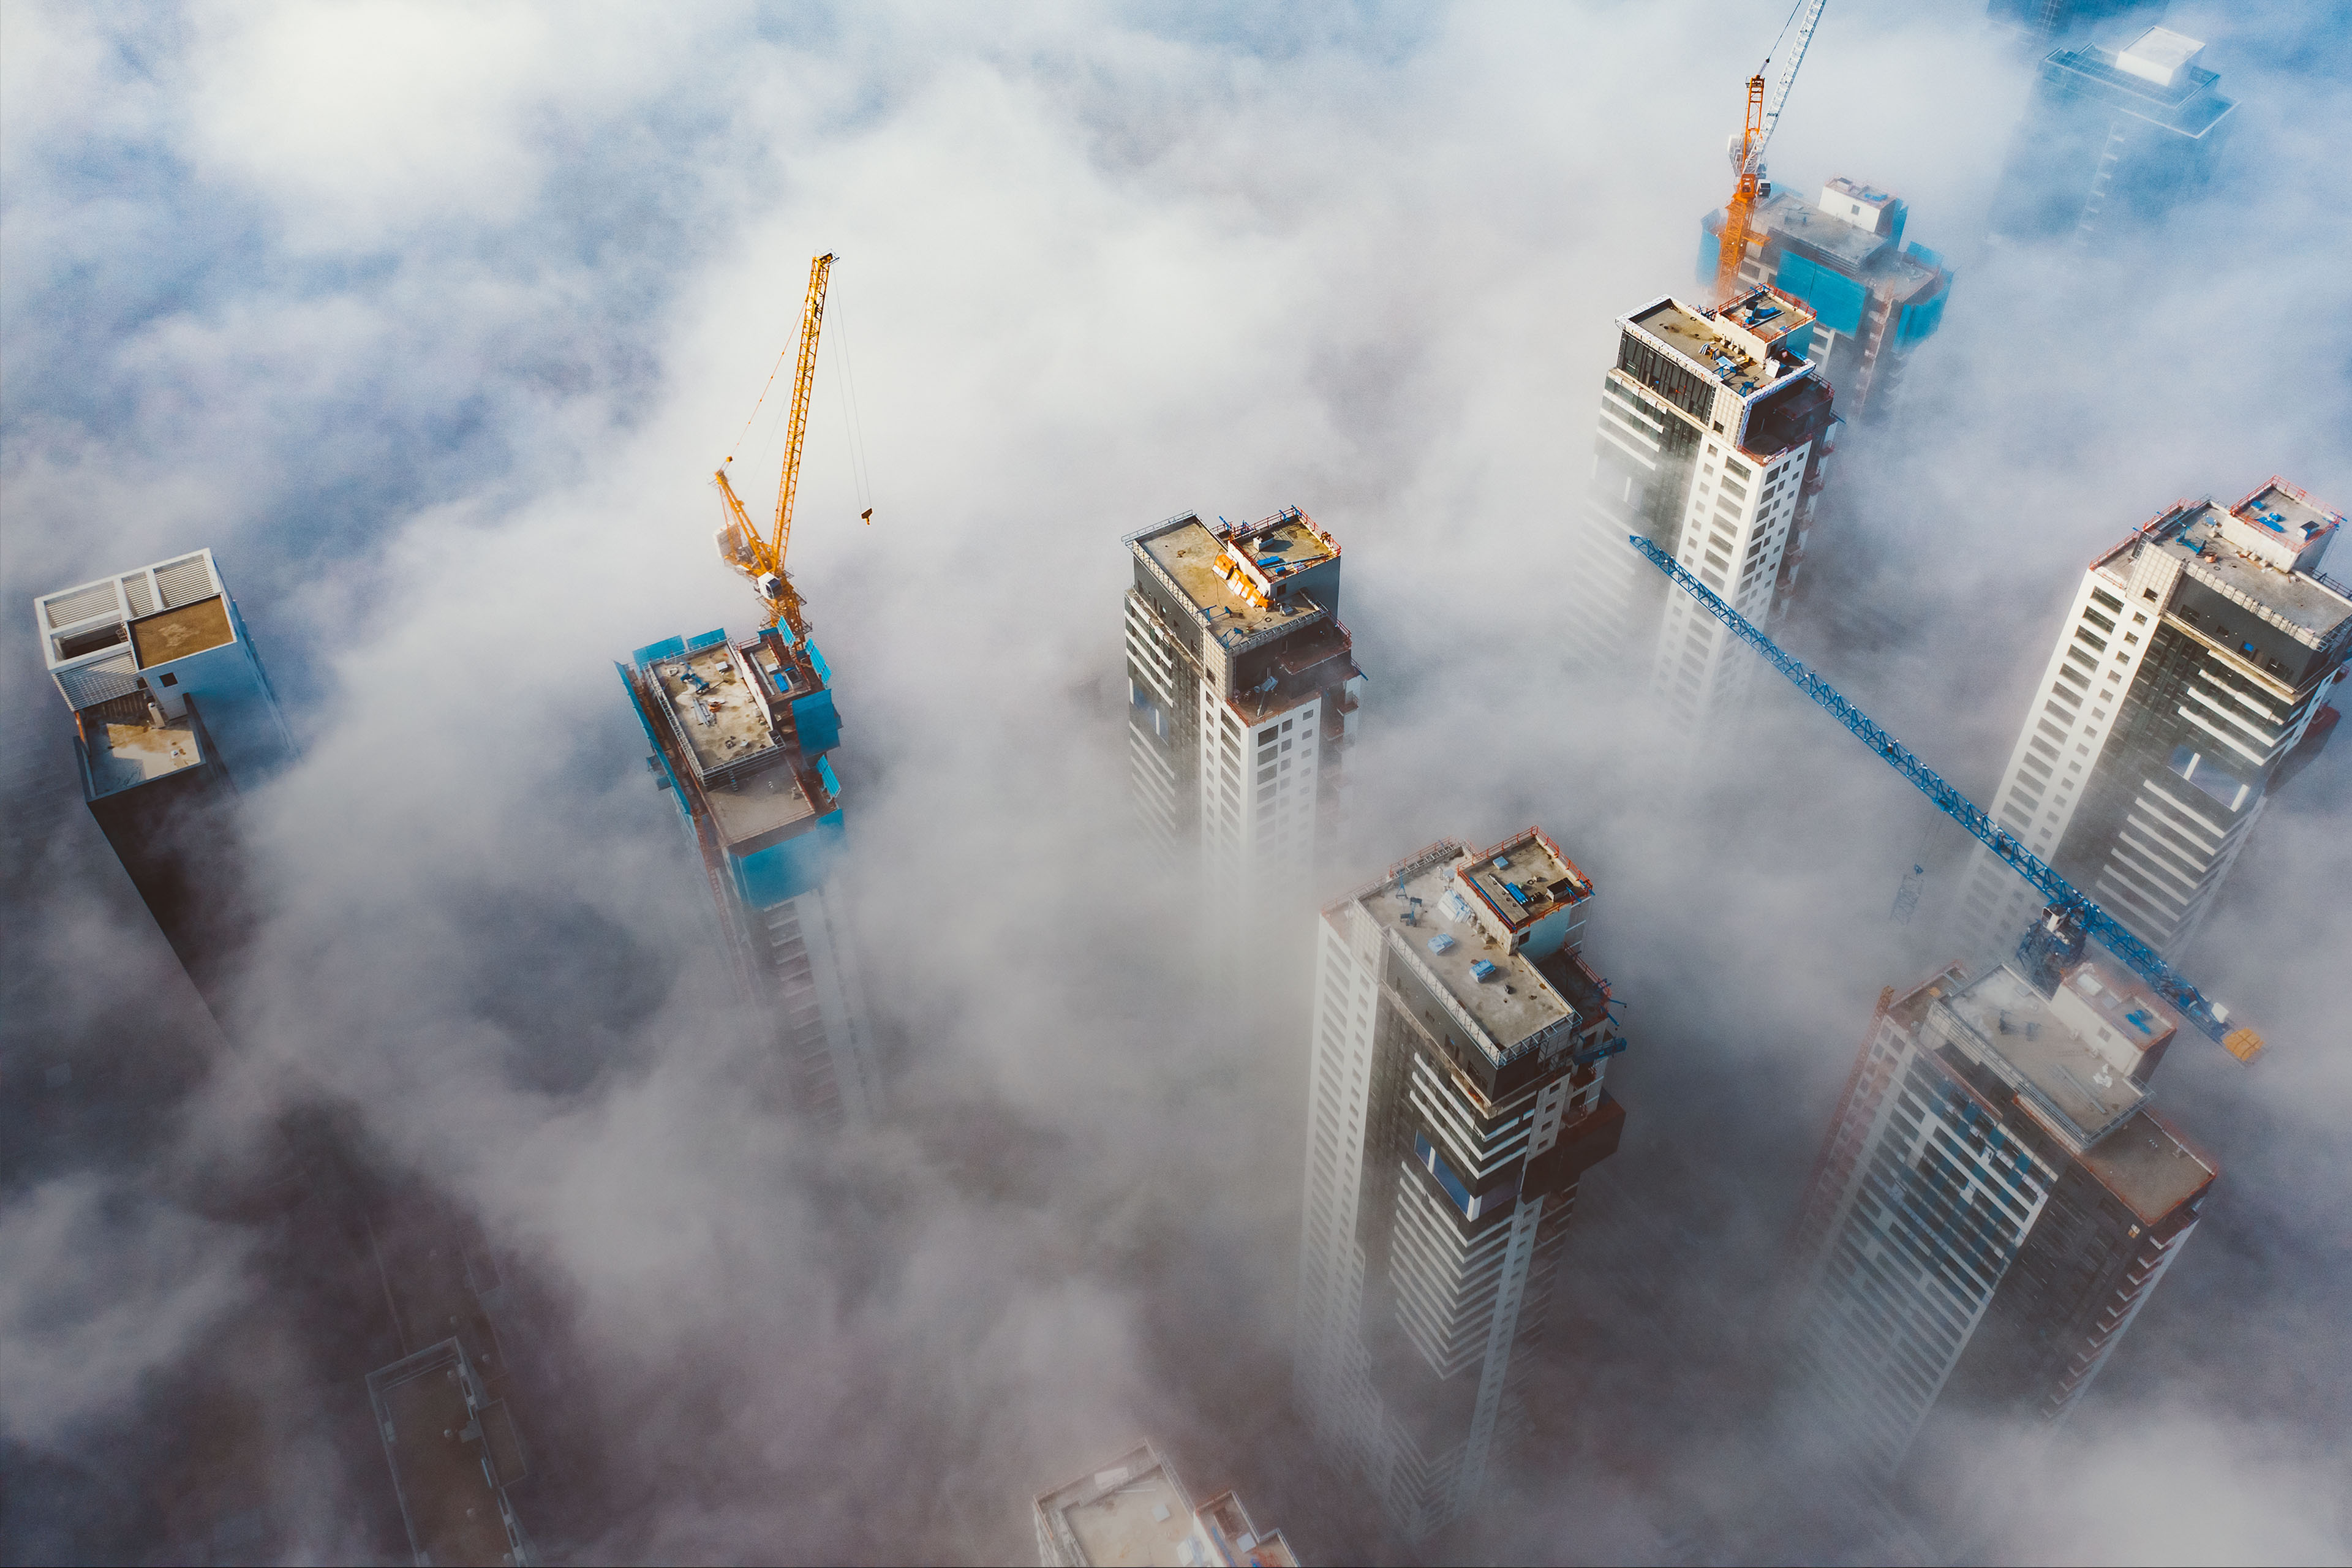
(1568, 288), (1838, 727)
(33, 548), (299, 1016)
(1988, 26), (2236, 249)
(618, 624), (880, 1126)
(1124, 508), (1363, 891)
(1296, 830), (1626, 1540)
(1701, 176), (1953, 423)
(1952, 479), (2348, 965)
(1788, 951), (2216, 1468)
(1033, 1441), (1297, 1567)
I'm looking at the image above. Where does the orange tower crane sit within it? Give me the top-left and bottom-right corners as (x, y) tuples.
(1713, 0), (1830, 303)
(715, 252), (836, 637)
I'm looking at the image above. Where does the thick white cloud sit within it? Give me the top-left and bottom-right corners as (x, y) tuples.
(2, 1), (2347, 1561)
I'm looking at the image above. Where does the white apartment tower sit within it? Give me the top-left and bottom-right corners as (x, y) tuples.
(1567, 288), (1839, 728)
(1789, 957), (2215, 1468)
(1953, 479), (2349, 963)
(1125, 509), (1364, 891)
(1297, 831), (1627, 1541)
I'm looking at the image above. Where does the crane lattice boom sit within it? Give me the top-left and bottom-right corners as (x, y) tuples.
(1626, 534), (2264, 1063)
(1714, 0), (1830, 302)
(715, 252), (835, 636)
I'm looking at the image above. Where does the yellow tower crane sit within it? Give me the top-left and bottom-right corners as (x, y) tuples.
(715, 252), (856, 638)
(1713, 0), (1830, 303)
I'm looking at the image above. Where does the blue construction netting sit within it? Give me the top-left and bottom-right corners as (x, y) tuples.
(630, 635), (686, 668)
(792, 688), (840, 754)
(1773, 249), (1869, 337)
(732, 810), (846, 908)
(615, 660), (686, 806)
(685, 627), (729, 652)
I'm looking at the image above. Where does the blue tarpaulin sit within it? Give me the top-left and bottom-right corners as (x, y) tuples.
(792, 688), (840, 753)
(1896, 280), (1948, 346)
(1773, 249), (1869, 336)
(630, 635), (686, 668)
(732, 810), (846, 908)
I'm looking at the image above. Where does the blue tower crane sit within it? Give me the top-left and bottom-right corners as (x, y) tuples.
(1628, 535), (2265, 1063)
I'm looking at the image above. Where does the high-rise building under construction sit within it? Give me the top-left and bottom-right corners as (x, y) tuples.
(33, 547), (298, 1016)
(618, 622), (879, 1125)
(1123, 508), (1363, 890)
(1952, 479), (2348, 965)
(1568, 288), (1838, 726)
(1295, 829), (1626, 1540)
(1700, 175), (1953, 423)
(1787, 952), (2216, 1467)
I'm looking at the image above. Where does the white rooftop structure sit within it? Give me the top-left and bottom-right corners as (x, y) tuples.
(2116, 26), (2205, 88)
(1033, 1442), (1296, 1567)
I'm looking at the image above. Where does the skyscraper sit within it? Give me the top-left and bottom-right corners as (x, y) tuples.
(1568, 288), (1838, 725)
(1787, 950), (2215, 1466)
(1988, 26), (2236, 249)
(1952, 478), (2349, 965)
(1700, 175), (1954, 423)
(618, 623), (880, 1125)
(1296, 829), (1626, 1540)
(1123, 508), (1363, 890)
(368, 1336), (537, 1568)
(1984, 0), (2166, 51)
(33, 547), (298, 1015)
(1033, 1441), (1297, 1567)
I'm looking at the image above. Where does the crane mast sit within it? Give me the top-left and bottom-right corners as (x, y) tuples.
(715, 252), (835, 637)
(1626, 534), (2266, 1064)
(1713, 0), (1831, 302)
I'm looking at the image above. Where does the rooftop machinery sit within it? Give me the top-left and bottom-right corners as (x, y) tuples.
(1713, 0), (1831, 303)
(715, 252), (837, 638)
(1629, 534), (2266, 1065)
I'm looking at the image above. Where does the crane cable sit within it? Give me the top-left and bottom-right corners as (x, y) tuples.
(726, 341), (794, 466)
(829, 288), (876, 522)
(1762, 0), (1807, 69)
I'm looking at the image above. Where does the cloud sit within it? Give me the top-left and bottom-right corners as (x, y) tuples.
(3, 0), (2348, 1561)
(0, 1176), (253, 1449)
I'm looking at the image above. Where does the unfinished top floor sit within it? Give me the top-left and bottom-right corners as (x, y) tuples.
(1623, 288), (1817, 396)
(631, 626), (837, 781)
(1747, 183), (1947, 305)
(1344, 833), (1608, 1084)
(1615, 290), (1836, 464)
(1128, 508), (1343, 657)
(72, 691), (209, 801)
(2101, 480), (2352, 676)
(1929, 961), (2157, 1152)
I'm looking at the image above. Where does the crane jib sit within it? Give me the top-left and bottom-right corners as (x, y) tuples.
(1624, 534), (2260, 1060)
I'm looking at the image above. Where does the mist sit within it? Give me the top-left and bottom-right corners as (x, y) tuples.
(3, 1), (2348, 1562)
